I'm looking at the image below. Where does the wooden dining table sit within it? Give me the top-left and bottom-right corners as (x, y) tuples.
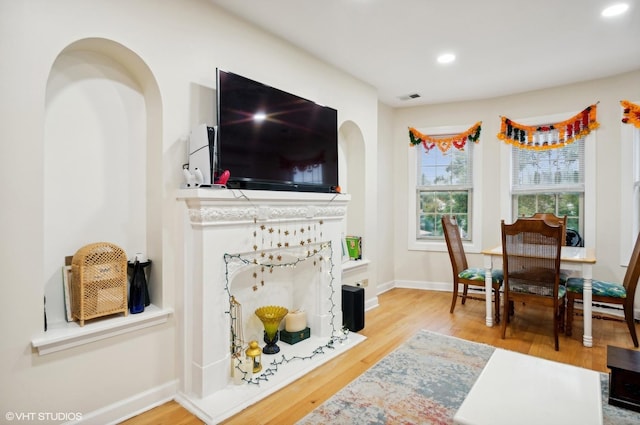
(481, 245), (597, 347)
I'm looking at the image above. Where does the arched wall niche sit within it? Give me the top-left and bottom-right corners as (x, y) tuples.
(338, 120), (365, 238)
(43, 37), (164, 326)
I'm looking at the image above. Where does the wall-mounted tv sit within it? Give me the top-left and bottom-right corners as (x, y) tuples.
(216, 69), (339, 193)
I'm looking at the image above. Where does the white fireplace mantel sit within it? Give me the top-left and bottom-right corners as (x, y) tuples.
(176, 188), (364, 423)
(179, 188), (350, 226)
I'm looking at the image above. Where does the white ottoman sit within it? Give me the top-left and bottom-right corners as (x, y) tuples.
(454, 349), (602, 425)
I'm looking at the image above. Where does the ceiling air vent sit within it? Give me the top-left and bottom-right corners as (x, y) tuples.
(398, 93), (421, 101)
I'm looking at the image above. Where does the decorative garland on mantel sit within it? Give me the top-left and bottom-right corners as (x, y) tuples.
(621, 100), (640, 129)
(409, 122), (481, 154)
(497, 104), (599, 151)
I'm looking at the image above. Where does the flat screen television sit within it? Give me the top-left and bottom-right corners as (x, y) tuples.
(216, 69), (339, 193)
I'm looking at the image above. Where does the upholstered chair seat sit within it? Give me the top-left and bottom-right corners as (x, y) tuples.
(566, 278), (626, 298)
(458, 268), (504, 283)
(565, 232), (640, 348)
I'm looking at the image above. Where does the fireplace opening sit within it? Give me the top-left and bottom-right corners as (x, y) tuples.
(225, 241), (348, 384)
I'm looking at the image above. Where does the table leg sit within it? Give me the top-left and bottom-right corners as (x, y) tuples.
(483, 254), (494, 327)
(582, 264), (593, 347)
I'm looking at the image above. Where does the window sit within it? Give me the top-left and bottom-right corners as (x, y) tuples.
(621, 119), (640, 263)
(408, 124), (484, 252)
(632, 127), (640, 236)
(416, 136), (474, 240)
(511, 139), (585, 241)
(502, 108), (597, 247)
(622, 124), (640, 250)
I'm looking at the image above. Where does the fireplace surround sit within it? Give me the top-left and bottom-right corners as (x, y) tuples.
(177, 189), (365, 422)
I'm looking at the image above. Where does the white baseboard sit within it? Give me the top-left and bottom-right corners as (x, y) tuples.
(174, 393), (211, 424)
(375, 280), (396, 294)
(364, 295), (379, 311)
(392, 280), (450, 292)
(72, 380), (178, 425)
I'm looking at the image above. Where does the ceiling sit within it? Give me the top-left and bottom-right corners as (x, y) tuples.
(210, 0), (640, 108)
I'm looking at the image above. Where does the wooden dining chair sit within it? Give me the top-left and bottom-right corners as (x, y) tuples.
(524, 213), (568, 245)
(566, 232), (640, 348)
(442, 215), (504, 324)
(501, 218), (566, 350)
(523, 213), (574, 283)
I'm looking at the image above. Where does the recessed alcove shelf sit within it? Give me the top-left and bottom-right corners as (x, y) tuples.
(31, 305), (173, 355)
(342, 258), (370, 274)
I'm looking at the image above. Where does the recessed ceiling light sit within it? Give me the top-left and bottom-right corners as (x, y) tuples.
(437, 53), (456, 64)
(601, 3), (629, 17)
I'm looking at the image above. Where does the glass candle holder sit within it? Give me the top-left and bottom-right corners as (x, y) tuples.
(255, 306), (288, 354)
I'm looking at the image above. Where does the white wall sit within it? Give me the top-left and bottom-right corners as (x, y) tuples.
(392, 71), (640, 289)
(2, 0), (637, 420)
(0, 0), (379, 421)
(376, 102), (395, 288)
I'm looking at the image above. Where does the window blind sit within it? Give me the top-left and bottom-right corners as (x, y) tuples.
(511, 139), (584, 194)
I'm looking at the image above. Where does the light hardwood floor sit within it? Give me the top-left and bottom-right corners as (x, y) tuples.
(121, 288), (639, 425)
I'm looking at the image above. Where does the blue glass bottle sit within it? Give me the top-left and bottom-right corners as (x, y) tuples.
(129, 260), (146, 314)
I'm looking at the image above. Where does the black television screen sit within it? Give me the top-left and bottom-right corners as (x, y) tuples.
(216, 69), (339, 193)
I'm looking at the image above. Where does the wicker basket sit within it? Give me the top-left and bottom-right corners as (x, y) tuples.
(71, 242), (128, 326)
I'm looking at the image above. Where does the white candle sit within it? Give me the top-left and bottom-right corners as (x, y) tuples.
(232, 357), (243, 385)
(285, 310), (307, 332)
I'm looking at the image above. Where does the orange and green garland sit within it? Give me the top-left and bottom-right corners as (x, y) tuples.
(409, 121), (481, 153)
(498, 104), (599, 151)
(621, 100), (640, 129)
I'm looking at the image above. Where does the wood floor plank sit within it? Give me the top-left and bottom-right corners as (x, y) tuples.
(121, 288), (639, 425)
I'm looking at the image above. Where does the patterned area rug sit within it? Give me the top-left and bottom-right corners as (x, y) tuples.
(297, 330), (640, 425)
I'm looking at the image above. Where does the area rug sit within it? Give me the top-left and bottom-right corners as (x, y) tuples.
(296, 330), (640, 425)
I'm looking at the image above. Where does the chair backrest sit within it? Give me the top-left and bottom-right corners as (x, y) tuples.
(501, 218), (564, 298)
(441, 215), (468, 275)
(529, 213), (568, 246)
(623, 232), (640, 310)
